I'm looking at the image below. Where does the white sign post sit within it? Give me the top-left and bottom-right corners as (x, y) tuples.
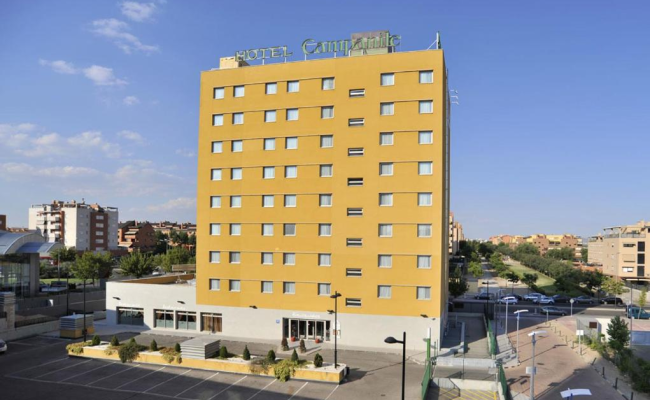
(576, 330), (584, 355)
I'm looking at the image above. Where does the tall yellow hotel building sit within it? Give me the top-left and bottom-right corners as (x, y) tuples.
(196, 32), (450, 351)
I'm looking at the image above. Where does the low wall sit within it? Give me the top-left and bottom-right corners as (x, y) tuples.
(0, 320), (60, 341)
(433, 377), (497, 392)
(436, 356), (495, 368)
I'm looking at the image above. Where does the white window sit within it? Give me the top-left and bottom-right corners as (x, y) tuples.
(379, 163), (393, 176)
(419, 131), (433, 144)
(283, 282), (296, 294)
(347, 208), (363, 217)
(209, 251), (221, 264)
(263, 166), (275, 179)
(287, 80), (300, 93)
(319, 224), (332, 236)
(265, 82), (277, 95)
(262, 281), (273, 293)
(232, 113), (244, 125)
(284, 195), (296, 207)
(322, 77), (335, 90)
(229, 252), (241, 264)
(265, 110), (277, 122)
(348, 148), (364, 156)
(623, 267), (634, 273)
(319, 194), (332, 207)
(233, 85), (245, 97)
(348, 178), (363, 187)
(321, 106), (334, 119)
(378, 255), (392, 268)
(285, 166), (297, 178)
(318, 283), (331, 296)
(379, 193), (393, 206)
(418, 224), (432, 237)
(418, 162), (433, 175)
(417, 286), (431, 300)
(348, 118), (365, 126)
(346, 269), (362, 277)
(380, 73), (395, 86)
(213, 114), (223, 126)
(284, 223), (296, 236)
(320, 135), (333, 148)
(210, 196), (221, 208)
(320, 164), (333, 177)
(419, 70), (433, 84)
(210, 223), (221, 236)
(231, 140), (243, 152)
(283, 253), (295, 265)
(261, 252), (273, 265)
(349, 89), (365, 97)
(262, 223), (274, 236)
(230, 223), (241, 236)
(286, 108), (299, 121)
(210, 279), (220, 291)
(346, 298), (361, 307)
(285, 137), (298, 149)
(378, 285), (392, 299)
(264, 138), (276, 150)
(262, 195), (274, 208)
(211, 169), (222, 181)
(319, 253), (331, 266)
(213, 87), (224, 99)
(379, 224), (393, 237)
(380, 102), (394, 116)
(229, 279), (241, 292)
(231, 168), (242, 180)
(418, 192), (432, 206)
(417, 255), (431, 269)
(230, 196), (241, 208)
(347, 238), (362, 247)
(212, 141), (223, 153)
(419, 100), (433, 114)
(380, 132), (394, 145)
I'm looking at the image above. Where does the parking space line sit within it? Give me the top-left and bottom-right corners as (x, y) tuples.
(174, 372), (219, 398)
(86, 364), (140, 386)
(207, 375), (247, 400)
(115, 366), (166, 390)
(324, 384), (339, 400)
(7, 357), (69, 376)
(34, 359), (93, 379)
(288, 382), (308, 399)
(61, 361), (116, 382)
(9, 341), (38, 346)
(246, 379), (276, 400)
(144, 369), (192, 393)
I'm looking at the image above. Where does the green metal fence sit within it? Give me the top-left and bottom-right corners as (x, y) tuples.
(498, 363), (512, 400)
(421, 337), (433, 400)
(487, 319), (497, 356)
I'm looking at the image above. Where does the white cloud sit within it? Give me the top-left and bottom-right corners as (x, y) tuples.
(82, 65), (127, 86)
(91, 18), (159, 54)
(175, 148), (195, 158)
(120, 1), (157, 22)
(146, 197), (196, 212)
(67, 131), (122, 158)
(123, 95), (140, 105)
(117, 130), (144, 144)
(38, 59), (78, 74)
(0, 163), (101, 178)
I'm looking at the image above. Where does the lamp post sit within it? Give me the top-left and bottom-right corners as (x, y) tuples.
(385, 332), (406, 400)
(329, 291), (341, 367)
(502, 296), (515, 335)
(482, 280), (496, 319)
(528, 330), (546, 400)
(570, 298), (575, 316)
(513, 310), (528, 363)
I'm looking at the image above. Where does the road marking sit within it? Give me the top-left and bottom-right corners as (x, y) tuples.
(288, 382), (308, 399)
(144, 369), (192, 393)
(61, 361), (116, 382)
(324, 384), (339, 400)
(115, 365), (166, 390)
(34, 359), (93, 379)
(86, 364), (140, 386)
(9, 341), (39, 346)
(207, 375), (247, 400)
(174, 371), (219, 398)
(7, 357), (69, 376)
(247, 379), (276, 400)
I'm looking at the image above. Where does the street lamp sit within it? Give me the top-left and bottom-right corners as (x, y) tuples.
(482, 280), (496, 318)
(385, 332), (406, 400)
(502, 296), (515, 335)
(514, 309), (528, 363)
(570, 298), (575, 316)
(528, 330), (546, 400)
(329, 291), (341, 367)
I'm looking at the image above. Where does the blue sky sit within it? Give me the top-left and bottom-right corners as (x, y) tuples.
(1, 0), (648, 239)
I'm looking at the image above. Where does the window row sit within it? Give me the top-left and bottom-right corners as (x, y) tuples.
(209, 192), (433, 208)
(209, 223), (432, 238)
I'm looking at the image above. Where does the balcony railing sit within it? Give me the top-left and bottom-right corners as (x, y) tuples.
(604, 233), (646, 239)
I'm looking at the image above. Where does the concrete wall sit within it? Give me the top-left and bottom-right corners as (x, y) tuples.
(16, 290), (105, 317)
(0, 320), (59, 341)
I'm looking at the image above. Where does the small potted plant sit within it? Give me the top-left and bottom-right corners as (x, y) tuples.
(315, 338), (321, 344)
(291, 336), (297, 342)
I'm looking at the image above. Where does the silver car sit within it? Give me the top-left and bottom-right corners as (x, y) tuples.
(0, 339), (7, 354)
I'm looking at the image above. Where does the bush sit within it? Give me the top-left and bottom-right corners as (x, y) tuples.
(160, 347), (180, 364)
(273, 359), (297, 382)
(281, 337), (289, 351)
(150, 340), (158, 352)
(110, 335), (120, 346)
(66, 341), (92, 355)
(129, 337), (137, 345)
(174, 343), (181, 352)
(243, 345), (251, 361)
(118, 341), (140, 363)
(314, 353), (323, 368)
(91, 335), (101, 346)
(291, 349), (299, 362)
(219, 346), (229, 359)
(299, 339), (306, 353)
(267, 349), (276, 363)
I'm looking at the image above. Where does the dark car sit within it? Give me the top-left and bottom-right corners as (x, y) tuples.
(474, 292), (494, 300)
(571, 295), (595, 305)
(541, 306), (567, 316)
(552, 294), (571, 303)
(600, 297), (624, 305)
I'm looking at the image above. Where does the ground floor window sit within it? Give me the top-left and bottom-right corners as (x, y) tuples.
(117, 307), (144, 325)
(177, 311), (197, 330)
(154, 309), (174, 328)
(282, 318), (330, 341)
(201, 313), (223, 333)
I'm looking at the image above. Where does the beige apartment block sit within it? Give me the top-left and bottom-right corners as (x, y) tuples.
(449, 212), (464, 255)
(589, 221), (649, 280)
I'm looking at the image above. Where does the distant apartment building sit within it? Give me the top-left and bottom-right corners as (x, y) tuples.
(489, 233), (581, 257)
(28, 200), (118, 251)
(489, 234), (527, 248)
(118, 221), (157, 253)
(152, 221), (197, 237)
(0, 215), (6, 231)
(449, 212), (464, 255)
(588, 220), (649, 280)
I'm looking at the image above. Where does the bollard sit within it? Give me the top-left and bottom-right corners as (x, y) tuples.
(614, 377), (618, 389)
(631, 392), (634, 400)
(602, 366), (605, 378)
(571, 341), (574, 349)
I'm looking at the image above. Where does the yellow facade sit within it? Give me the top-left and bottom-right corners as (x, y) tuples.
(196, 50), (449, 322)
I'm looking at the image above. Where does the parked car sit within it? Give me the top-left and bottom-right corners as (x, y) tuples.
(571, 296), (595, 305)
(552, 294), (571, 303)
(475, 292), (494, 300)
(524, 293), (543, 301)
(541, 306), (567, 316)
(535, 296), (555, 305)
(0, 339), (6, 354)
(627, 307), (650, 320)
(507, 293), (523, 301)
(498, 296), (518, 305)
(600, 297), (624, 305)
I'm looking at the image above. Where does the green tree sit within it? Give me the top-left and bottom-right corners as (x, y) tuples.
(513, 243), (540, 258)
(448, 266), (469, 298)
(521, 273), (538, 293)
(602, 277), (626, 296)
(119, 250), (155, 278)
(243, 345), (251, 360)
(581, 247), (588, 263)
(506, 272), (520, 292)
(71, 251), (113, 282)
(607, 316), (630, 353)
(468, 261), (483, 278)
(50, 246), (78, 263)
(478, 242), (496, 259)
(583, 270), (605, 293)
(154, 230), (169, 255)
(155, 246), (193, 273)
